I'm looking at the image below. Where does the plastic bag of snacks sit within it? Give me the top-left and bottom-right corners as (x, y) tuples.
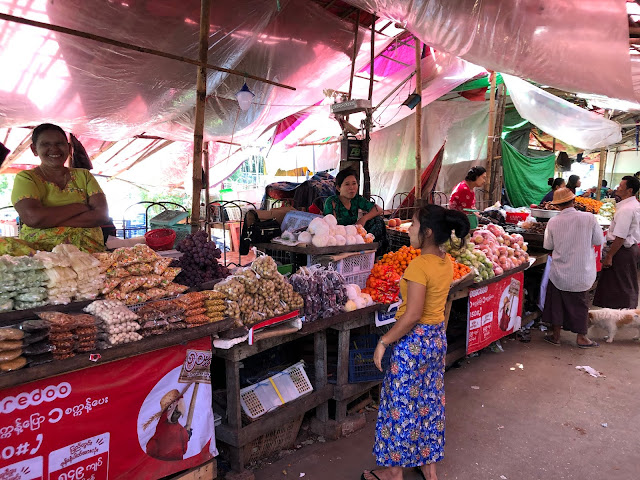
(251, 255), (279, 279)
(153, 258), (172, 275)
(119, 276), (148, 294)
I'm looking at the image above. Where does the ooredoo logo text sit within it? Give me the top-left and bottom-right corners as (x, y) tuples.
(0, 382), (72, 414)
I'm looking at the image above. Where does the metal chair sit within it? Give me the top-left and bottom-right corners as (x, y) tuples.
(207, 200), (256, 267)
(120, 201), (188, 239)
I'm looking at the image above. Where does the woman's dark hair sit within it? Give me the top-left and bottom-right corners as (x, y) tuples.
(547, 177), (565, 190)
(32, 123), (67, 145)
(335, 167), (358, 187)
(567, 175), (580, 189)
(414, 204), (470, 247)
(465, 166), (487, 182)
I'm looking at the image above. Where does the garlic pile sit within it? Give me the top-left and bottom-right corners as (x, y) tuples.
(286, 215), (374, 248)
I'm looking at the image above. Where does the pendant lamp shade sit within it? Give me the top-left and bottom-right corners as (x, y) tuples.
(236, 82), (255, 111)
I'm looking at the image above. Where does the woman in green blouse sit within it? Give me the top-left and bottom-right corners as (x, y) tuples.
(323, 168), (387, 251)
(11, 124), (110, 252)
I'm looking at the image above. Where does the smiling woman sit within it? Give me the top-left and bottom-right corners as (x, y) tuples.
(10, 123), (110, 252)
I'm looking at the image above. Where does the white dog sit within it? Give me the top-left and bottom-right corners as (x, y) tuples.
(587, 308), (640, 343)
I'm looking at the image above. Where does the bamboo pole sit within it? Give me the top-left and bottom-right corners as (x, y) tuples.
(609, 147), (619, 184)
(203, 142), (211, 236)
(0, 13), (295, 92)
(414, 36), (422, 201)
(596, 147), (607, 201)
(484, 71), (497, 204)
(596, 110), (613, 201)
(361, 14), (375, 199)
(190, 0), (210, 232)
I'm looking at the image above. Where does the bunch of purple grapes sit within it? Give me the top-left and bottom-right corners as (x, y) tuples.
(174, 231), (229, 287)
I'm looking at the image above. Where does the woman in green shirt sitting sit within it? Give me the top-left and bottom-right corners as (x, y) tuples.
(11, 123), (110, 252)
(323, 168), (388, 252)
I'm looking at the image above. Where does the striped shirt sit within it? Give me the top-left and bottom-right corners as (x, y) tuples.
(543, 207), (604, 292)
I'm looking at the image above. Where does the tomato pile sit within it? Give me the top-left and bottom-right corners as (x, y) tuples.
(362, 264), (401, 304)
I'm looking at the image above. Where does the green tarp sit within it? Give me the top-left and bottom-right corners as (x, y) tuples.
(502, 140), (556, 207)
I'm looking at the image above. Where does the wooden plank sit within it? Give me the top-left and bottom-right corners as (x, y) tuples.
(216, 385), (333, 447)
(213, 305), (384, 362)
(225, 359), (243, 430)
(0, 319), (234, 390)
(314, 330), (329, 422)
(169, 459), (217, 480)
(336, 329), (350, 394)
(254, 242), (378, 256)
(333, 380), (380, 402)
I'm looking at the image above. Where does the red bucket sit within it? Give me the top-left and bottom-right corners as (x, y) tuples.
(144, 228), (176, 251)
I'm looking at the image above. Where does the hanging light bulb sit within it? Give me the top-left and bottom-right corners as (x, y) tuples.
(236, 82), (255, 111)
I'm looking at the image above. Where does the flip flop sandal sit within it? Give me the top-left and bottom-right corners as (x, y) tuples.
(517, 330), (531, 343)
(361, 471), (382, 480)
(544, 336), (561, 346)
(578, 341), (599, 349)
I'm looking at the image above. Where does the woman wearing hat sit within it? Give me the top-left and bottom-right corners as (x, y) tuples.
(449, 166), (487, 212)
(542, 188), (603, 348)
(145, 389), (191, 461)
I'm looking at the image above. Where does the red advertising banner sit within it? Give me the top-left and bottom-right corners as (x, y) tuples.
(467, 272), (524, 355)
(0, 338), (217, 480)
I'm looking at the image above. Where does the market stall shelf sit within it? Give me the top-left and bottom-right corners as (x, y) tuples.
(254, 242), (379, 256)
(0, 316), (234, 389)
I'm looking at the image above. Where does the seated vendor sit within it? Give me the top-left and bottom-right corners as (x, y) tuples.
(449, 166), (487, 212)
(323, 167), (387, 251)
(11, 123), (110, 253)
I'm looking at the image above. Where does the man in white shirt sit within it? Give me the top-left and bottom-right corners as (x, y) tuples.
(542, 188), (604, 348)
(593, 176), (640, 309)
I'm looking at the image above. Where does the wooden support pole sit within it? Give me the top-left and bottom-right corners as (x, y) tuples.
(190, 0), (210, 233)
(361, 14), (375, 199)
(0, 13), (295, 92)
(596, 147), (607, 201)
(347, 10), (360, 102)
(610, 147), (619, 184)
(203, 142), (211, 236)
(414, 36), (423, 201)
(485, 71), (497, 204)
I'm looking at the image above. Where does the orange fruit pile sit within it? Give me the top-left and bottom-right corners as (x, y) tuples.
(446, 253), (471, 281)
(378, 245), (421, 276)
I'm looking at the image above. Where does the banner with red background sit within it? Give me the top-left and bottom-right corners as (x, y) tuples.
(0, 337), (216, 480)
(467, 272), (524, 354)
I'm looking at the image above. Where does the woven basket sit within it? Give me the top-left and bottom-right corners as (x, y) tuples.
(242, 415), (303, 464)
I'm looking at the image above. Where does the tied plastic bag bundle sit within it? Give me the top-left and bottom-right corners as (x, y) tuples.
(84, 300), (141, 346)
(52, 244), (104, 301)
(34, 251), (78, 305)
(290, 267), (346, 322)
(0, 256), (49, 310)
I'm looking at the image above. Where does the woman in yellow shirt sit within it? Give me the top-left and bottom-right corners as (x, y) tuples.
(363, 205), (470, 480)
(11, 124), (110, 252)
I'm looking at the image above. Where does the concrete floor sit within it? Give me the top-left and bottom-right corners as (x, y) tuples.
(253, 326), (640, 480)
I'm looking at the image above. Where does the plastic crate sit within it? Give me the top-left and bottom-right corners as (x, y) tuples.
(505, 212), (528, 224)
(343, 271), (370, 289)
(387, 229), (410, 251)
(307, 251), (375, 276)
(240, 361), (313, 420)
(348, 334), (392, 383)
